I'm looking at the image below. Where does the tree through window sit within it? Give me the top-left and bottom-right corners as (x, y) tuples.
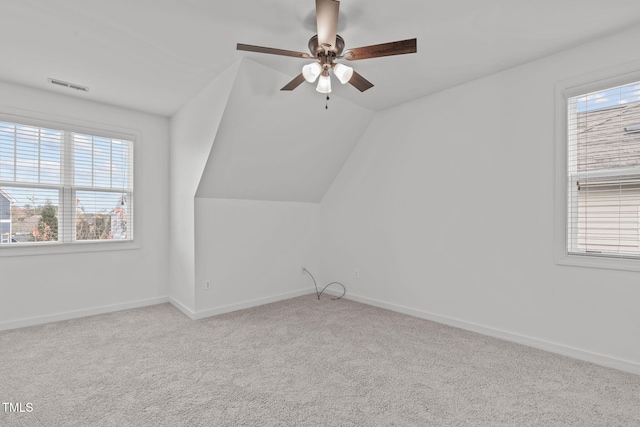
(0, 120), (134, 245)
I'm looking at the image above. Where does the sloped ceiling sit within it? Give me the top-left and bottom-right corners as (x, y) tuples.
(2, 1), (640, 116)
(196, 58), (375, 202)
(4, 2), (640, 204)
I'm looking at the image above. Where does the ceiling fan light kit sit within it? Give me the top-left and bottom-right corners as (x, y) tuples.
(236, 0), (417, 96)
(316, 72), (332, 93)
(302, 62), (322, 83)
(332, 63), (353, 85)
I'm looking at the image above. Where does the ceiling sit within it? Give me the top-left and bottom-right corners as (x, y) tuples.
(2, 0), (640, 117)
(196, 58), (375, 202)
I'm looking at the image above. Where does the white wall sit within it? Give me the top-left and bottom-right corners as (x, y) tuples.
(194, 198), (318, 316)
(174, 58), (369, 317)
(168, 62), (239, 312)
(0, 81), (170, 328)
(320, 25), (640, 371)
(196, 58), (375, 203)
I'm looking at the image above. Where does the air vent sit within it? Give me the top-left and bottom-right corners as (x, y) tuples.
(48, 78), (89, 92)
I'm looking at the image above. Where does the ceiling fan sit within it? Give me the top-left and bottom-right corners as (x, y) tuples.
(237, 0), (417, 94)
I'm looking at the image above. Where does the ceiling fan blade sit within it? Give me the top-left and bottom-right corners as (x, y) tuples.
(316, 0), (340, 52)
(281, 73), (306, 91)
(348, 71), (374, 92)
(343, 38), (417, 61)
(237, 43), (313, 59)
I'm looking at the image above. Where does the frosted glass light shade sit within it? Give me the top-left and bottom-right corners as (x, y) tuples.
(333, 63), (354, 84)
(316, 74), (332, 93)
(302, 62), (322, 83)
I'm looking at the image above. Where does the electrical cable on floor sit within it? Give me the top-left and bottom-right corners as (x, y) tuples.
(302, 268), (346, 300)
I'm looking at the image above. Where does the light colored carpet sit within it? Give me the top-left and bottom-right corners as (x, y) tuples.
(1, 295), (639, 426)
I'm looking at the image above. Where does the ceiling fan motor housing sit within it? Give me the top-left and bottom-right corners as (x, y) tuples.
(308, 34), (345, 57)
(236, 0), (416, 93)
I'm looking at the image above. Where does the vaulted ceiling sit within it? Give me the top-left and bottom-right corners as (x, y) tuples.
(3, 1), (640, 117)
(195, 58), (375, 202)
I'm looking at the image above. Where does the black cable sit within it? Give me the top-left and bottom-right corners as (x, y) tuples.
(302, 268), (346, 300)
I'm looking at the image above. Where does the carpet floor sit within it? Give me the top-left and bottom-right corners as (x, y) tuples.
(1, 295), (639, 426)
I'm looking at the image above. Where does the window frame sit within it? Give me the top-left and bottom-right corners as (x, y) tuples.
(0, 111), (140, 257)
(555, 60), (640, 271)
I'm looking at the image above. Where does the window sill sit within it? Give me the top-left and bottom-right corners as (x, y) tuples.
(0, 240), (140, 257)
(557, 253), (640, 272)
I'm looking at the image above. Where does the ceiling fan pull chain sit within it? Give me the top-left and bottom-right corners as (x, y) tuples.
(325, 95), (330, 109)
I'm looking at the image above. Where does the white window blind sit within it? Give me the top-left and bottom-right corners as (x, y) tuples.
(0, 120), (133, 245)
(567, 80), (640, 258)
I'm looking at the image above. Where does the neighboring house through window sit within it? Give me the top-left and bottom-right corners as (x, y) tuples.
(558, 69), (640, 268)
(0, 118), (134, 247)
(0, 188), (16, 243)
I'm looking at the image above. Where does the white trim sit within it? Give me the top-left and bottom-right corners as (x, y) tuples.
(0, 112), (136, 142)
(336, 291), (640, 376)
(168, 297), (196, 320)
(0, 109), (141, 256)
(0, 188), (16, 204)
(555, 59), (640, 271)
(0, 289), (316, 331)
(0, 296), (169, 332)
(191, 288), (315, 320)
(0, 240), (140, 257)
(557, 253), (640, 272)
(4, 288), (637, 376)
(562, 62), (640, 98)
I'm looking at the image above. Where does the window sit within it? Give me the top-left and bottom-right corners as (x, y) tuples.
(0, 119), (134, 247)
(564, 78), (640, 261)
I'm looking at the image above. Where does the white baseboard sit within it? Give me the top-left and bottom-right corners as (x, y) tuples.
(168, 297), (196, 320)
(0, 296), (170, 332)
(340, 292), (640, 376)
(7, 287), (636, 376)
(0, 288), (315, 331)
(191, 288), (315, 320)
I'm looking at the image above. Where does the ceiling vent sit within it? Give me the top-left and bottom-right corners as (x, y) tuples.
(48, 78), (89, 92)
